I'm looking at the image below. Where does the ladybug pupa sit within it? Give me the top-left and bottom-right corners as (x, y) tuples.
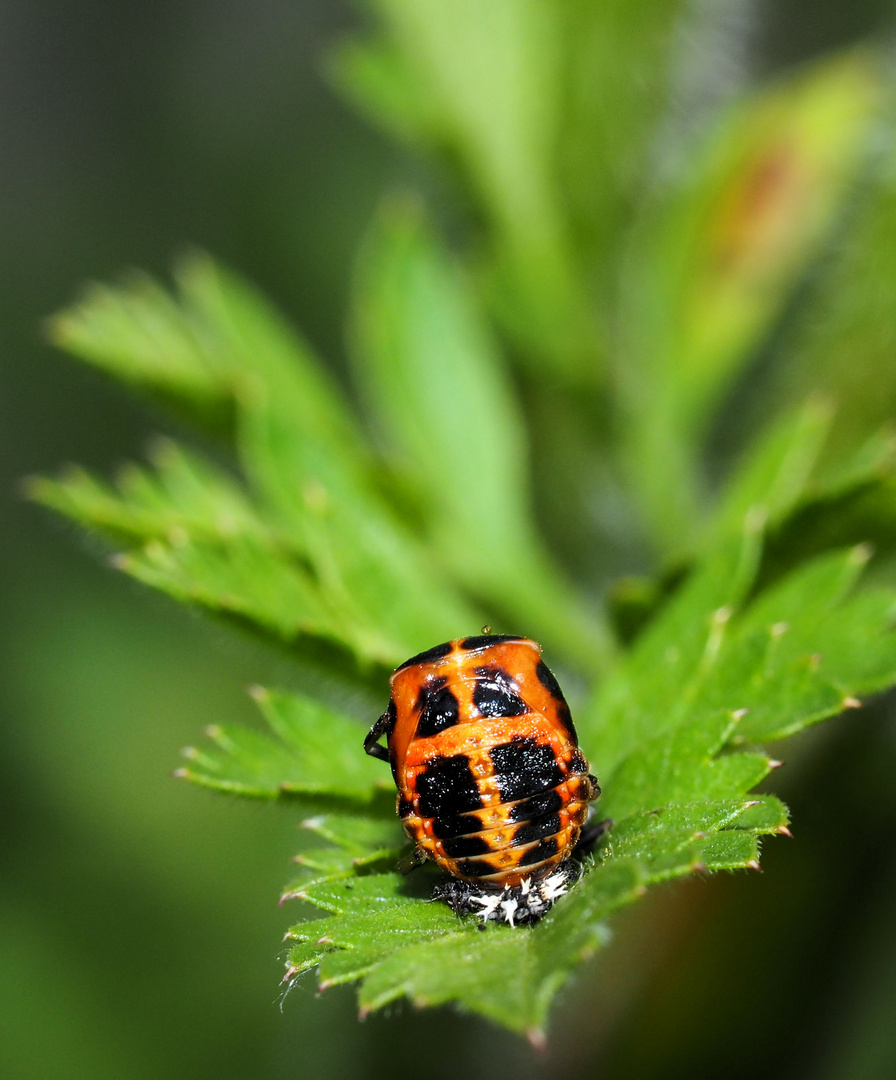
(364, 635), (601, 925)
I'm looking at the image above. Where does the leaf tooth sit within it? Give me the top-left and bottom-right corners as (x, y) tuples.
(777, 825), (794, 837)
(746, 859), (762, 871)
(767, 758), (784, 770)
(745, 505), (768, 534)
(850, 542), (874, 566)
(527, 1027), (548, 1052)
(842, 696), (862, 709)
(167, 525), (189, 547)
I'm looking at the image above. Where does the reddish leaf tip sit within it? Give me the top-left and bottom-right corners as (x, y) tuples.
(527, 1028), (548, 1052)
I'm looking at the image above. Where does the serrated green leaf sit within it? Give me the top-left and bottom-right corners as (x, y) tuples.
(280, 810), (407, 901)
(759, 445), (896, 594)
(299, 812), (402, 861)
(731, 795), (789, 833)
(776, 110), (896, 456)
(584, 524), (763, 772)
(617, 52), (882, 549)
(35, 14), (896, 1047)
(328, 36), (438, 155)
(338, 0), (597, 381)
(697, 830), (761, 871)
(677, 546), (896, 744)
(177, 687), (385, 802)
(182, 255), (486, 661)
(704, 395), (835, 550)
(282, 940), (332, 980)
(354, 857), (645, 1040)
(614, 423), (896, 652)
(305, 901), (466, 990)
(46, 270), (228, 414)
(119, 532), (350, 651)
(297, 871), (433, 915)
(39, 257), (491, 667)
(350, 202), (612, 671)
(29, 440), (273, 547)
(603, 801), (749, 859)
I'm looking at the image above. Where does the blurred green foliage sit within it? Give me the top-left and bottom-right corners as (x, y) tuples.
(6, 0), (896, 1077)
(29, 247), (896, 1038)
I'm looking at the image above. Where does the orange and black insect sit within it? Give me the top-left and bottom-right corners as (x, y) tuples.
(364, 634), (601, 924)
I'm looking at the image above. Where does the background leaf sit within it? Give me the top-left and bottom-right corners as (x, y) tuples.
(16, 1), (896, 1070)
(615, 52), (883, 551)
(350, 201), (613, 670)
(333, 0), (598, 381)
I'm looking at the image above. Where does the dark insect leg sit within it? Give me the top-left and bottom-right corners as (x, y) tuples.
(396, 846), (429, 875)
(363, 705), (394, 761)
(575, 816), (613, 855)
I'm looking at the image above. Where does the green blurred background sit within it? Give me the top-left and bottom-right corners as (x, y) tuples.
(3, 2), (896, 1078)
